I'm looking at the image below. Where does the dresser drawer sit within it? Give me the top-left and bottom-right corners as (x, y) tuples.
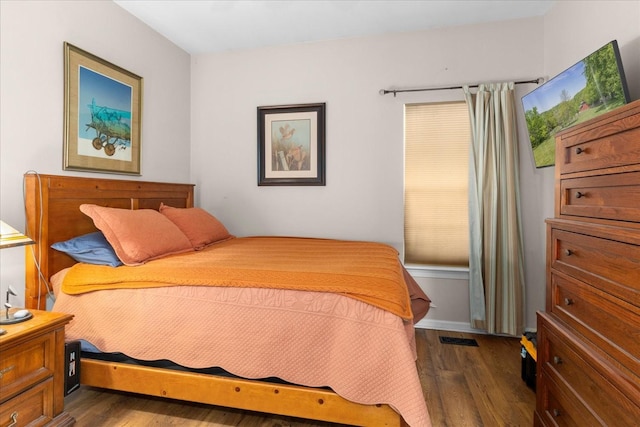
(0, 377), (54, 427)
(550, 273), (640, 381)
(539, 314), (640, 426)
(0, 333), (54, 403)
(549, 228), (640, 305)
(557, 113), (640, 175)
(536, 371), (590, 427)
(559, 171), (640, 223)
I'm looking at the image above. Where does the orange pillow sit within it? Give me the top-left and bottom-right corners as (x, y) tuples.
(159, 203), (233, 250)
(79, 204), (193, 265)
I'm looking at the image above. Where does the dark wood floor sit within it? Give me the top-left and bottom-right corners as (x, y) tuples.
(64, 329), (536, 426)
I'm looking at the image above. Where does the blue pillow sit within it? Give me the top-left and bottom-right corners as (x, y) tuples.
(51, 232), (123, 267)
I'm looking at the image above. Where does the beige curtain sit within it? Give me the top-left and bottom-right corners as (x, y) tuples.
(463, 82), (525, 336)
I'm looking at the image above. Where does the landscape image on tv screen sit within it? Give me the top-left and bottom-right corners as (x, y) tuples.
(521, 40), (630, 168)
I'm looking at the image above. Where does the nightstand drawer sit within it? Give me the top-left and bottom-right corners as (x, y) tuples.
(0, 377), (54, 427)
(550, 228), (640, 305)
(550, 273), (640, 381)
(0, 333), (54, 402)
(539, 316), (640, 426)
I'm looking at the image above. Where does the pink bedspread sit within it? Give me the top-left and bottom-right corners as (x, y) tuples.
(52, 270), (431, 426)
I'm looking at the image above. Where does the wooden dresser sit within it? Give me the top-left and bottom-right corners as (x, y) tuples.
(535, 99), (640, 426)
(0, 310), (75, 427)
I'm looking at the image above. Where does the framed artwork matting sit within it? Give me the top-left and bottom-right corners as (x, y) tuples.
(63, 42), (142, 175)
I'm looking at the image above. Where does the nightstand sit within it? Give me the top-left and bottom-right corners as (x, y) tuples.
(0, 310), (75, 426)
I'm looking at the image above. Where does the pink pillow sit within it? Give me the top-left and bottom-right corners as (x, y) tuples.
(79, 204), (193, 265)
(159, 203), (233, 250)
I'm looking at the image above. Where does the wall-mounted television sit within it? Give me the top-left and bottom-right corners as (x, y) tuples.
(521, 40), (631, 168)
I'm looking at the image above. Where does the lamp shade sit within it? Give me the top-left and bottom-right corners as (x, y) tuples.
(0, 220), (35, 249)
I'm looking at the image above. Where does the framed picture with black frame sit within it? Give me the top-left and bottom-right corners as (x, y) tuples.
(257, 103), (326, 186)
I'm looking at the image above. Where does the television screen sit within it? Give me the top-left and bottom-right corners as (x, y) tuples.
(521, 40), (630, 168)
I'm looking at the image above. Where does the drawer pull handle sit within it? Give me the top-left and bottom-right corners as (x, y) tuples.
(552, 409), (561, 417)
(8, 412), (18, 427)
(564, 249), (572, 256)
(0, 364), (15, 379)
(553, 356), (563, 365)
(564, 298), (574, 306)
(575, 191), (585, 198)
(575, 147), (583, 154)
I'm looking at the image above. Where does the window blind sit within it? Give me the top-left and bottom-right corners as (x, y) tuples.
(404, 102), (470, 266)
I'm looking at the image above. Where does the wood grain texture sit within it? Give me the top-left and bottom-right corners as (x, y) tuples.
(24, 173), (195, 310)
(64, 329), (535, 426)
(537, 99), (640, 426)
(0, 310), (74, 426)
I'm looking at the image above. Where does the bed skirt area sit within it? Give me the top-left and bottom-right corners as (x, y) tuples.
(52, 270), (431, 426)
(81, 344), (323, 387)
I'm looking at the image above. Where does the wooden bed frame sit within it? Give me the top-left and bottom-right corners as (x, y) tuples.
(23, 173), (404, 427)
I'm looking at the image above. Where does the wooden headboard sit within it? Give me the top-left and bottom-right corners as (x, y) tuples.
(24, 173), (194, 310)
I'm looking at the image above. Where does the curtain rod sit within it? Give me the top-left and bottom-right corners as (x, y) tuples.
(379, 77), (544, 97)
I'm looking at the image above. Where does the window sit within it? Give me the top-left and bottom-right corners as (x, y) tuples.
(404, 102), (470, 267)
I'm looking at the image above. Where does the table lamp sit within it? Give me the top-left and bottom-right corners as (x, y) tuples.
(0, 220), (35, 325)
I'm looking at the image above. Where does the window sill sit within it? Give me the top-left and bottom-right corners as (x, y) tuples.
(404, 264), (469, 280)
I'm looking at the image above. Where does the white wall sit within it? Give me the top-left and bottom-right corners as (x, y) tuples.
(190, 17), (545, 332)
(191, 1), (639, 332)
(544, 1), (640, 100)
(0, 0), (191, 305)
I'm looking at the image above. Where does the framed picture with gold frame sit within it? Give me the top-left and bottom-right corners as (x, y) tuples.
(63, 42), (142, 175)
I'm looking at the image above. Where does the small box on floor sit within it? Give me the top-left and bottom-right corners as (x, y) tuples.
(64, 340), (81, 395)
(520, 332), (536, 391)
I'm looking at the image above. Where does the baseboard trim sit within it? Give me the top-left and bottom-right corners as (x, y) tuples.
(414, 318), (483, 334)
(415, 319), (537, 335)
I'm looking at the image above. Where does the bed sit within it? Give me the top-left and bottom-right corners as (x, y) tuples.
(23, 173), (431, 427)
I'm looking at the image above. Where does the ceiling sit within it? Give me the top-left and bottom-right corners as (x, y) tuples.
(113, 0), (555, 55)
